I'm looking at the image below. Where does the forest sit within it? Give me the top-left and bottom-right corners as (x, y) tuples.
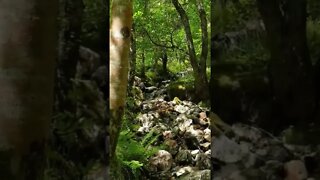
(1, 0), (320, 179)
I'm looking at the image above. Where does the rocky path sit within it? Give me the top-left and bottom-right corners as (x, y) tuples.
(134, 77), (320, 180)
(134, 80), (211, 179)
(212, 123), (320, 180)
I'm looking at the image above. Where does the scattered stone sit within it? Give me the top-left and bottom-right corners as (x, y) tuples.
(260, 160), (284, 180)
(134, 78), (319, 180)
(175, 166), (194, 177)
(177, 169), (210, 180)
(175, 150), (193, 165)
(149, 150), (173, 172)
(195, 153), (211, 169)
(284, 160), (308, 180)
(212, 135), (244, 163)
(174, 104), (189, 114)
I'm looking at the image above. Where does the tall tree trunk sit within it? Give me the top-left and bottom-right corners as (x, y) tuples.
(141, 50), (146, 78)
(197, 0), (209, 80)
(162, 49), (168, 73)
(55, 0), (84, 112)
(195, 0), (210, 101)
(257, 0), (316, 129)
(210, 0), (215, 111)
(109, 0), (132, 179)
(129, 23), (136, 87)
(172, 0), (209, 101)
(0, 0), (58, 179)
(314, 60), (320, 124)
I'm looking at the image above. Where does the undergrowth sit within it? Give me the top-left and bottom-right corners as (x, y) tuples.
(116, 93), (164, 179)
(116, 129), (161, 179)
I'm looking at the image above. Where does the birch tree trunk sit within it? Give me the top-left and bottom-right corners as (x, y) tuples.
(109, 0), (132, 178)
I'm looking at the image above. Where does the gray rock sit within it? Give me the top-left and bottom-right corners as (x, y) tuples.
(212, 163), (241, 179)
(267, 145), (291, 162)
(260, 160), (284, 180)
(241, 152), (263, 168)
(91, 66), (107, 87)
(175, 150), (193, 165)
(284, 160), (308, 180)
(174, 166), (194, 177)
(177, 169), (210, 180)
(200, 142), (211, 151)
(145, 86), (158, 92)
(148, 150), (173, 172)
(228, 168), (267, 180)
(195, 153), (211, 169)
(212, 135), (244, 163)
(174, 104), (189, 114)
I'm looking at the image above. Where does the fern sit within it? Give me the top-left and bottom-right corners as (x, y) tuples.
(116, 129), (161, 179)
(122, 160), (144, 179)
(141, 129), (157, 146)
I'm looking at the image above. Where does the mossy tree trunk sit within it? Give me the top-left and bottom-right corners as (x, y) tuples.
(141, 50), (146, 78)
(257, 0), (316, 129)
(109, 0), (132, 179)
(161, 48), (168, 73)
(0, 0), (58, 179)
(128, 23), (137, 88)
(210, 0), (214, 111)
(172, 0), (209, 101)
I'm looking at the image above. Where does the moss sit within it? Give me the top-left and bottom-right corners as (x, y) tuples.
(283, 126), (320, 145)
(116, 130), (161, 179)
(167, 81), (195, 101)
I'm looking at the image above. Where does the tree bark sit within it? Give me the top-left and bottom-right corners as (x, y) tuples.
(129, 23), (137, 87)
(141, 50), (146, 78)
(162, 49), (168, 73)
(0, 0), (58, 179)
(257, 0), (316, 128)
(55, 0), (84, 112)
(172, 0), (209, 101)
(210, 0), (215, 111)
(109, 0), (132, 179)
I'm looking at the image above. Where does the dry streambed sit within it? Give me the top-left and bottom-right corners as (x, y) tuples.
(134, 79), (320, 180)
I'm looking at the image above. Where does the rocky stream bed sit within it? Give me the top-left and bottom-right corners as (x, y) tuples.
(131, 77), (320, 180)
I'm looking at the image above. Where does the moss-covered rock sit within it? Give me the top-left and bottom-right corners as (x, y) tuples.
(166, 81), (195, 101)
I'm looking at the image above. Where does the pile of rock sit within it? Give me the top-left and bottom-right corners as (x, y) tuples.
(132, 78), (320, 180)
(212, 123), (320, 180)
(136, 89), (211, 179)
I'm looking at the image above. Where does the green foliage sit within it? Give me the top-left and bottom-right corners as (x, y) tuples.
(167, 72), (196, 100)
(177, 73), (195, 84)
(168, 59), (189, 74)
(221, 38), (268, 70)
(117, 130), (160, 179)
(145, 71), (157, 83)
(122, 97), (140, 130)
(211, 0), (268, 76)
(120, 95), (164, 179)
(307, 20), (320, 64)
(308, 0), (320, 20)
(141, 129), (161, 147)
(213, 0), (259, 33)
(213, 2), (238, 32)
(133, 0), (210, 86)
